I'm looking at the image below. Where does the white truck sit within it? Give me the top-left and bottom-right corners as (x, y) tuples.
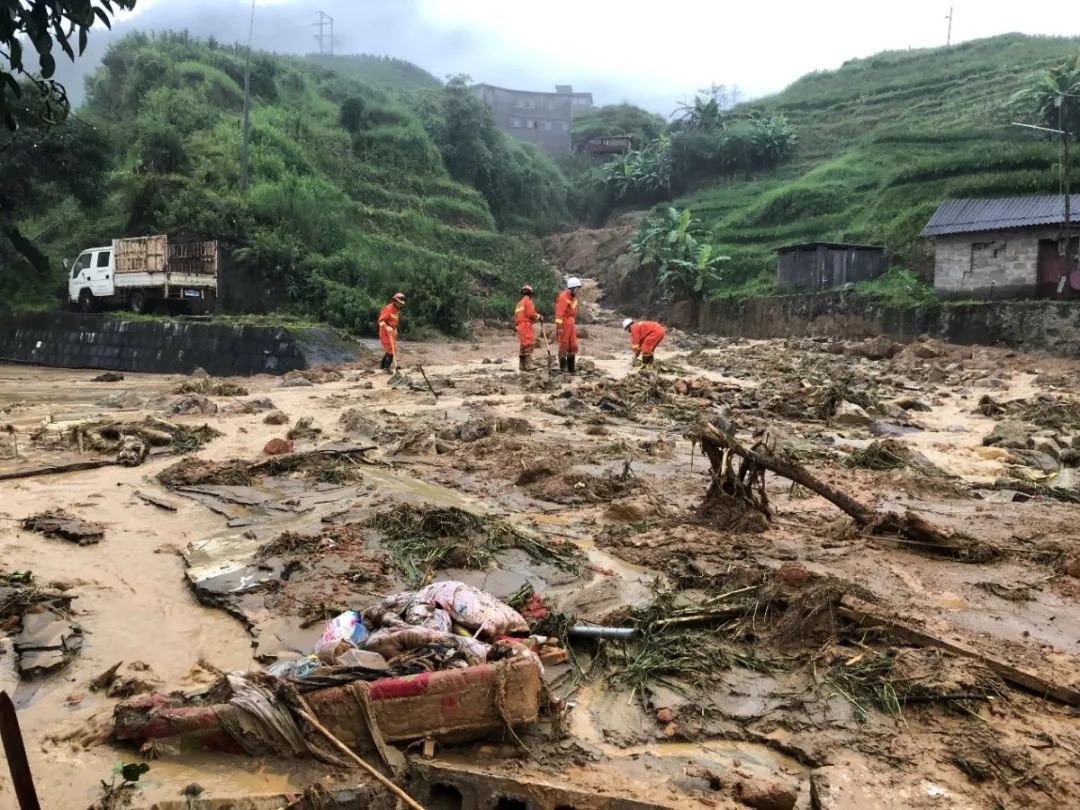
(68, 235), (219, 314)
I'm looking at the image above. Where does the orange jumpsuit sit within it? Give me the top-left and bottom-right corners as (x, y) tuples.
(630, 321), (666, 357)
(378, 302), (400, 355)
(554, 289), (578, 357)
(515, 295), (540, 353)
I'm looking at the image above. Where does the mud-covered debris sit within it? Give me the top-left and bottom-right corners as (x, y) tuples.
(174, 379), (249, 397)
(91, 372), (125, 382)
(440, 415), (533, 443)
(369, 504), (582, 585)
(33, 417), (221, 457)
(846, 439), (947, 477)
(157, 444), (373, 489)
(14, 609), (83, 678)
(117, 435), (148, 467)
(279, 376), (314, 388)
(220, 397), (277, 415)
(22, 510), (104, 545)
(287, 417), (322, 441)
(263, 410), (290, 426)
(519, 462), (642, 505)
(161, 393), (218, 416)
(891, 396), (931, 412)
(910, 342), (944, 359)
(815, 384), (874, 421)
(94, 390), (144, 409)
(390, 430), (437, 457)
(282, 366), (343, 385)
(157, 457), (254, 488)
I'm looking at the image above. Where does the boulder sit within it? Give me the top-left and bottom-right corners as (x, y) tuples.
(263, 438), (294, 456)
(911, 343), (942, 359)
(1060, 448), (1080, 467)
(1006, 448), (1059, 473)
(849, 336), (901, 361)
(263, 410), (290, 426)
(1032, 436), (1062, 461)
(981, 421), (1030, 450)
(832, 401), (872, 427)
(735, 779), (798, 810)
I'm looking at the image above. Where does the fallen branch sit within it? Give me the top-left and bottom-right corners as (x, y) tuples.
(839, 595), (1080, 708)
(695, 421), (986, 558)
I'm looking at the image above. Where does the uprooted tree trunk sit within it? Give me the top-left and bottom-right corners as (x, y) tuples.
(695, 421), (990, 559)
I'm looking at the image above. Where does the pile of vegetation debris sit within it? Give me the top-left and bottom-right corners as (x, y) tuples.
(368, 504), (583, 586)
(157, 444), (370, 488)
(33, 416), (222, 458)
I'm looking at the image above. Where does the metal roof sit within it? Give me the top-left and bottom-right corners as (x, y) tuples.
(921, 195), (1080, 237)
(776, 242), (884, 253)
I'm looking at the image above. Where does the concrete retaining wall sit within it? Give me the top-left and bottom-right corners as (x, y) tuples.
(667, 292), (1080, 356)
(0, 312), (357, 376)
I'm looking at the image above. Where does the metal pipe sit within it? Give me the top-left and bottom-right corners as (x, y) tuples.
(569, 625), (637, 640)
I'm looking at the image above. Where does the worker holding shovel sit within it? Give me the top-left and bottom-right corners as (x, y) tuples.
(514, 284), (543, 371)
(623, 318), (666, 370)
(377, 292), (406, 373)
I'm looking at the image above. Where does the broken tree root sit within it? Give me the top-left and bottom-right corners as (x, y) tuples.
(695, 421), (991, 559)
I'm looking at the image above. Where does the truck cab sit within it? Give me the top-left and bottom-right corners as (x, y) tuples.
(69, 246), (115, 312)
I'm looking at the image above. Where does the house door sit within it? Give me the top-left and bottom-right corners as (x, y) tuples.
(1037, 240), (1068, 297)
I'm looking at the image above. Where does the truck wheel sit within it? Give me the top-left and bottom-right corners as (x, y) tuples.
(78, 290), (95, 313)
(129, 290), (148, 314)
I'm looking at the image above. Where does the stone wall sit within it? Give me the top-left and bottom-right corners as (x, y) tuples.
(0, 312), (357, 376)
(932, 229), (1055, 299)
(668, 291), (1080, 356)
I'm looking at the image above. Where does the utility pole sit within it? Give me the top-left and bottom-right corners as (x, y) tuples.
(946, 5), (953, 47)
(240, 0), (255, 194)
(314, 11), (334, 55)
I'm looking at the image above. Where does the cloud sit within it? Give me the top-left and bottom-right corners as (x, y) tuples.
(46, 0), (1079, 113)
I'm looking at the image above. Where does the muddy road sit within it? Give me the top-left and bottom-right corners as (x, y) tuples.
(1, 309), (1079, 809)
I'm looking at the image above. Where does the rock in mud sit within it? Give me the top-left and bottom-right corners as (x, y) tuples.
(220, 397), (277, 415)
(91, 371), (125, 382)
(891, 396), (931, 412)
(1060, 448), (1080, 467)
(603, 499), (649, 523)
(339, 408), (378, 436)
(263, 438), (294, 456)
(95, 390), (143, 409)
(14, 609), (83, 678)
(911, 342), (942, 359)
(1064, 555), (1080, 579)
(279, 376), (314, 388)
(735, 779), (798, 810)
(264, 410), (290, 426)
(982, 421), (1030, 449)
(832, 401), (872, 426)
(849, 336), (900, 360)
(21, 510), (104, 545)
(1032, 436), (1062, 460)
(515, 461), (557, 486)
(287, 417), (322, 441)
(1006, 448), (1058, 472)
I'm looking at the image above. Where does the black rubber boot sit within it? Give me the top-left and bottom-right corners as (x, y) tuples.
(559, 356), (568, 372)
(380, 353), (392, 370)
(519, 354), (530, 371)
(567, 355), (576, 374)
(642, 354), (655, 370)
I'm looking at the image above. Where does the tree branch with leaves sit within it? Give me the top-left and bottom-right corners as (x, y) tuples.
(1, 0), (136, 130)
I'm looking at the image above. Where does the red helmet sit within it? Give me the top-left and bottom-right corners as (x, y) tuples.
(391, 292), (405, 304)
(521, 284), (534, 295)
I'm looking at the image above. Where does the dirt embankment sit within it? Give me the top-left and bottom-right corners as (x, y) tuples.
(542, 213), (653, 311)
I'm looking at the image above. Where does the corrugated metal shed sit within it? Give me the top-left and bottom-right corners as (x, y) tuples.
(921, 195), (1080, 237)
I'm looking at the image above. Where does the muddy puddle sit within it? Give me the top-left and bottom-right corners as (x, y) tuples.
(3, 325), (1080, 809)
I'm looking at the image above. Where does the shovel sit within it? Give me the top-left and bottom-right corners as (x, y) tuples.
(540, 322), (553, 374)
(387, 331), (408, 385)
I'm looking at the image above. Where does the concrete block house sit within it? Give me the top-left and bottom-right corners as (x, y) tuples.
(471, 83), (592, 153)
(922, 195), (1080, 298)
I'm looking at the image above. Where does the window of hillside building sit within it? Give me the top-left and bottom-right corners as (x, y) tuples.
(515, 97), (525, 108)
(542, 120), (552, 130)
(510, 117), (522, 128)
(560, 121), (569, 131)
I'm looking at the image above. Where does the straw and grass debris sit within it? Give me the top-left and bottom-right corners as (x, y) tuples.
(368, 505), (583, 585)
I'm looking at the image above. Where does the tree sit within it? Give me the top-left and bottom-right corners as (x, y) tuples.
(629, 206), (729, 305)
(0, 82), (108, 272)
(1, 0), (136, 129)
(1022, 56), (1080, 139)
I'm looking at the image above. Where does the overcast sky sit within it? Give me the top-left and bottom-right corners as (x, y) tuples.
(59, 0), (1079, 113)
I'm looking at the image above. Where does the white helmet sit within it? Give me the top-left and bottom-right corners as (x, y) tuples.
(566, 276), (582, 289)
(622, 318), (634, 330)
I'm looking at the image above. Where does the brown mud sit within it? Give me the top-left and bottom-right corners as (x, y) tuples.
(1, 310), (1079, 809)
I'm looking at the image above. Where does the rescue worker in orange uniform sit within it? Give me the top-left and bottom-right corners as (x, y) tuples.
(623, 318), (666, 369)
(377, 292), (405, 372)
(554, 276), (582, 374)
(514, 284), (543, 371)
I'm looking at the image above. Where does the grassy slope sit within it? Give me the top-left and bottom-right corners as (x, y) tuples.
(676, 34), (1080, 296)
(13, 36), (554, 330)
(305, 54), (441, 91)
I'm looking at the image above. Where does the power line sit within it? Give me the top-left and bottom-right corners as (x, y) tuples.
(945, 5), (953, 47)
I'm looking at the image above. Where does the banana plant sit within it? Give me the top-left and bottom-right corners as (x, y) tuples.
(630, 206), (729, 301)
